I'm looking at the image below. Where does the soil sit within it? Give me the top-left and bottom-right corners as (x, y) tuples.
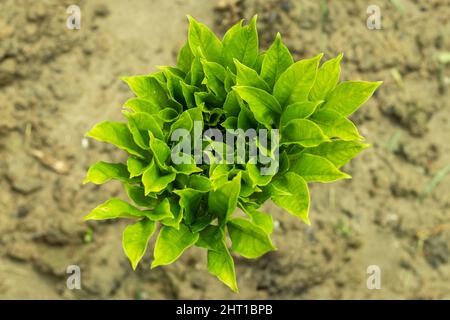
(0, 0), (449, 299)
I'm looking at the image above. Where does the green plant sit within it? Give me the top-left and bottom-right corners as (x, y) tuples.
(83, 16), (381, 292)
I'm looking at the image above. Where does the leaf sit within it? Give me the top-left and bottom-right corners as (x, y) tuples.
(151, 224), (199, 268)
(187, 16), (223, 63)
(84, 198), (148, 221)
(142, 160), (176, 195)
(83, 161), (130, 184)
(310, 109), (364, 141)
(177, 42), (194, 74)
(147, 198), (174, 221)
(246, 163), (272, 187)
(260, 33), (294, 89)
(161, 200), (183, 229)
(269, 172), (310, 224)
(234, 59), (270, 91)
(124, 98), (160, 115)
(149, 131), (171, 170)
(125, 112), (164, 141)
(290, 153), (351, 183)
(227, 218), (276, 259)
(281, 119), (330, 147)
(196, 226), (238, 292)
(322, 81), (382, 116)
(127, 157), (147, 178)
(190, 57), (204, 87)
(123, 219), (156, 270)
(124, 184), (158, 207)
(239, 203), (273, 234)
(223, 91), (241, 117)
(222, 16), (258, 72)
(208, 172), (241, 224)
(122, 75), (168, 107)
(201, 60), (227, 99)
(280, 101), (323, 127)
(303, 140), (370, 168)
(86, 121), (147, 159)
(273, 54), (323, 107)
(174, 188), (204, 225)
(180, 81), (199, 109)
(233, 86), (281, 129)
(309, 53), (343, 101)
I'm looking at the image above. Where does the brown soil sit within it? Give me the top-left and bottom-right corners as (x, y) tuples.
(0, 0), (449, 299)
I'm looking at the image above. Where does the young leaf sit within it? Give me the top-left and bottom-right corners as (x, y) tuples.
(187, 16), (223, 63)
(84, 198), (148, 221)
(290, 153), (351, 183)
(125, 112), (164, 141)
(223, 16), (259, 72)
(233, 86), (282, 129)
(83, 161), (130, 185)
(86, 121), (147, 159)
(239, 203), (274, 234)
(322, 81), (382, 117)
(124, 184), (158, 208)
(124, 98), (160, 115)
(310, 109), (365, 141)
(142, 160), (176, 195)
(201, 60), (227, 99)
(281, 119), (330, 147)
(269, 172), (310, 224)
(123, 219), (156, 270)
(149, 131), (171, 170)
(127, 157), (147, 178)
(151, 224), (199, 268)
(177, 42), (194, 74)
(280, 100), (323, 127)
(303, 140), (370, 168)
(260, 33), (294, 89)
(309, 53), (343, 101)
(122, 75), (168, 107)
(197, 226), (238, 292)
(208, 172), (241, 224)
(273, 54), (323, 107)
(227, 218), (276, 259)
(147, 198), (174, 221)
(174, 188), (204, 225)
(161, 200), (183, 229)
(234, 59), (270, 92)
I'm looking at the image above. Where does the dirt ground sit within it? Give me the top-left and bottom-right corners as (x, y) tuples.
(0, 0), (449, 299)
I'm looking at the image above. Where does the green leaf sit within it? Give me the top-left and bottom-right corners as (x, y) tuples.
(86, 121), (147, 159)
(174, 188), (204, 225)
(127, 157), (147, 178)
(303, 140), (370, 168)
(222, 16), (259, 72)
(123, 219), (156, 270)
(239, 203), (273, 234)
(197, 226), (238, 292)
(187, 16), (222, 63)
(151, 224), (199, 268)
(177, 42), (194, 74)
(309, 53), (343, 101)
(201, 60), (227, 99)
(322, 81), (382, 116)
(124, 184), (158, 207)
(310, 109), (365, 141)
(180, 81), (199, 109)
(233, 86), (281, 128)
(142, 160), (176, 195)
(147, 198), (174, 221)
(83, 161), (130, 184)
(234, 59), (270, 91)
(149, 131), (171, 170)
(281, 119), (330, 147)
(161, 200), (183, 229)
(280, 100), (323, 127)
(125, 112), (164, 142)
(227, 218), (276, 259)
(269, 172), (310, 224)
(190, 57), (204, 87)
(290, 153), (351, 183)
(246, 163), (273, 187)
(188, 175), (211, 192)
(84, 198), (148, 221)
(124, 98), (160, 115)
(208, 172), (241, 224)
(223, 91), (241, 117)
(260, 33), (294, 89)
(273, 54), (323, 107)
(122, 75), (168, 107)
